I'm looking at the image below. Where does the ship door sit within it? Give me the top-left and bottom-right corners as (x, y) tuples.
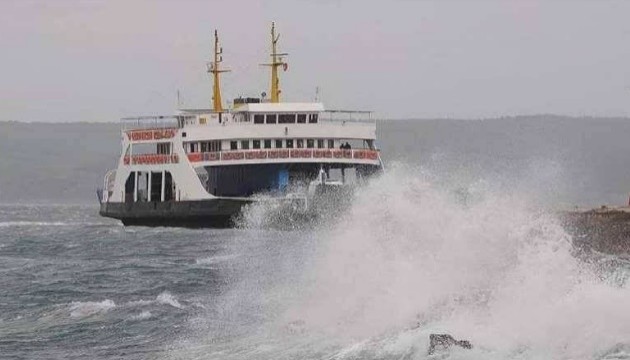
(164, 172), (175, 201)
(124, 172), (135, 203)
(125, 171), (175, 203)
(150, 172), (162, 202)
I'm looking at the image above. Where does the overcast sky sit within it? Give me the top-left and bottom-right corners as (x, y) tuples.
(1, 0), (629, 121)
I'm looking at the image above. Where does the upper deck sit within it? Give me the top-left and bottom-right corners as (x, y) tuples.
(121, 102), (377, 143)
(118, 102), (381, 168)
(115, 25), (381, 169)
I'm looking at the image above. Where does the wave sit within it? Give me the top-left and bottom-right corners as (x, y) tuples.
(68, 291), (183, 320)
(195, 254), (240, 266)
(157, 292), (184, 309)
(130, 310), (152, 321)
(181, 165), (630, 359)
(126, 292), (184, 310)
(0, 221), (71, 227)
(69, 299), (116, 318)
(0, 221), (108, 227)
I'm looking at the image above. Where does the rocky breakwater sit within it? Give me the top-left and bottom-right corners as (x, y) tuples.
(561, 206), (630, 255)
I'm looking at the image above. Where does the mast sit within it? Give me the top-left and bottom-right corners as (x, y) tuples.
(208, 30), (230, 112)
(261, 22), (288, 103)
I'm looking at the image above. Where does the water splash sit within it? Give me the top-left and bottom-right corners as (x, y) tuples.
(174, 165), (630, 359)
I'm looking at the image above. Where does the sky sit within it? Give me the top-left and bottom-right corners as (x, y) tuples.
(1, 0), (630, 121)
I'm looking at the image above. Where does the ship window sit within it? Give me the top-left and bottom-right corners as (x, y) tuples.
(328, 139), (334, 149)
(241, 140), (249, 150)
(297, 139), (304, 148)
(190, 143), (197, 153)
(253, 140), (261, 149)
(264, 139), (272, 149)
(132, 143), (157, 155)
(209, 140), (221, 152)
(157, 143), (171, 154)
(266, 114), (277, 124)
(309, 114), (318, 123)
(279, 114), (296, 124)
(307, 139), (314, 148)
(286, 139), (294, 148)
(201, 142), (208, 152)
(275, 139), (283, 148)
(254, 114), (264, 124)
(297, 114), (307, 123)
(230, 141), (238, 150)
(317, 139), (324, 148)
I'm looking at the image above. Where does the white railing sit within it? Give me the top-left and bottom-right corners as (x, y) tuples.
(123, 154), (179, 165)
(319, 110), (374, 124)
(185, 148), (380, 163)
(101, 169), (116, 203)
(120, 115), (186, 131)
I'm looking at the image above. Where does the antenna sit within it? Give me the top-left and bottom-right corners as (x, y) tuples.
(208, 29), (230, 112)
(260, 22), (288, 103)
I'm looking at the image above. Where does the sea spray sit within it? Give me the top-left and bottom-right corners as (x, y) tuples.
(173, 165), (630, 359)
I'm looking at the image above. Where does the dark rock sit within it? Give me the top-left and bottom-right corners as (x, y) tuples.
(428, 333), (472, 355)
(561, 209), (630, 255)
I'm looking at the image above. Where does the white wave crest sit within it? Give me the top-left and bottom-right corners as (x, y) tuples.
(0, 221), (70, 227)
(195, 254), (240, 265)
(126, 299), (154, 307)
(130, 310), (152, 320)
(69, 299), (116, 318)
(157, 292), (183, 309)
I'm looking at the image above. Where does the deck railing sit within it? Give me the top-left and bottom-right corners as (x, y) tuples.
(186, 148), (379, 163)
(122, 149), (378, 166)
(125, 128), (178, 141)
(120, 116), (188, 131)
(123, 154), (180, 165)
(319, 110), (373, 123)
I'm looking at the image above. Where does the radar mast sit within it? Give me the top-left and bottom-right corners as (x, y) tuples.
(261, 22), (288, 103)
(208, 30), (230, 112)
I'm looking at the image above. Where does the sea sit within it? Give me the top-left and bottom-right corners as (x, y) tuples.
(1, 117), (630, 359)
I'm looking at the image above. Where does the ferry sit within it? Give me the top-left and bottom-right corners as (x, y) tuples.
(97, 23), (384, 227)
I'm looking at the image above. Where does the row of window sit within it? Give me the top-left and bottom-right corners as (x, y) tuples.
(230, 138), (335, 150)
(200, 141), (221, 152)
(253, 113), (318, 124)
(156, 143), (171, 155)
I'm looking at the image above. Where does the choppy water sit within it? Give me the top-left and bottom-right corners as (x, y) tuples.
(2, 167), (630, 360)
